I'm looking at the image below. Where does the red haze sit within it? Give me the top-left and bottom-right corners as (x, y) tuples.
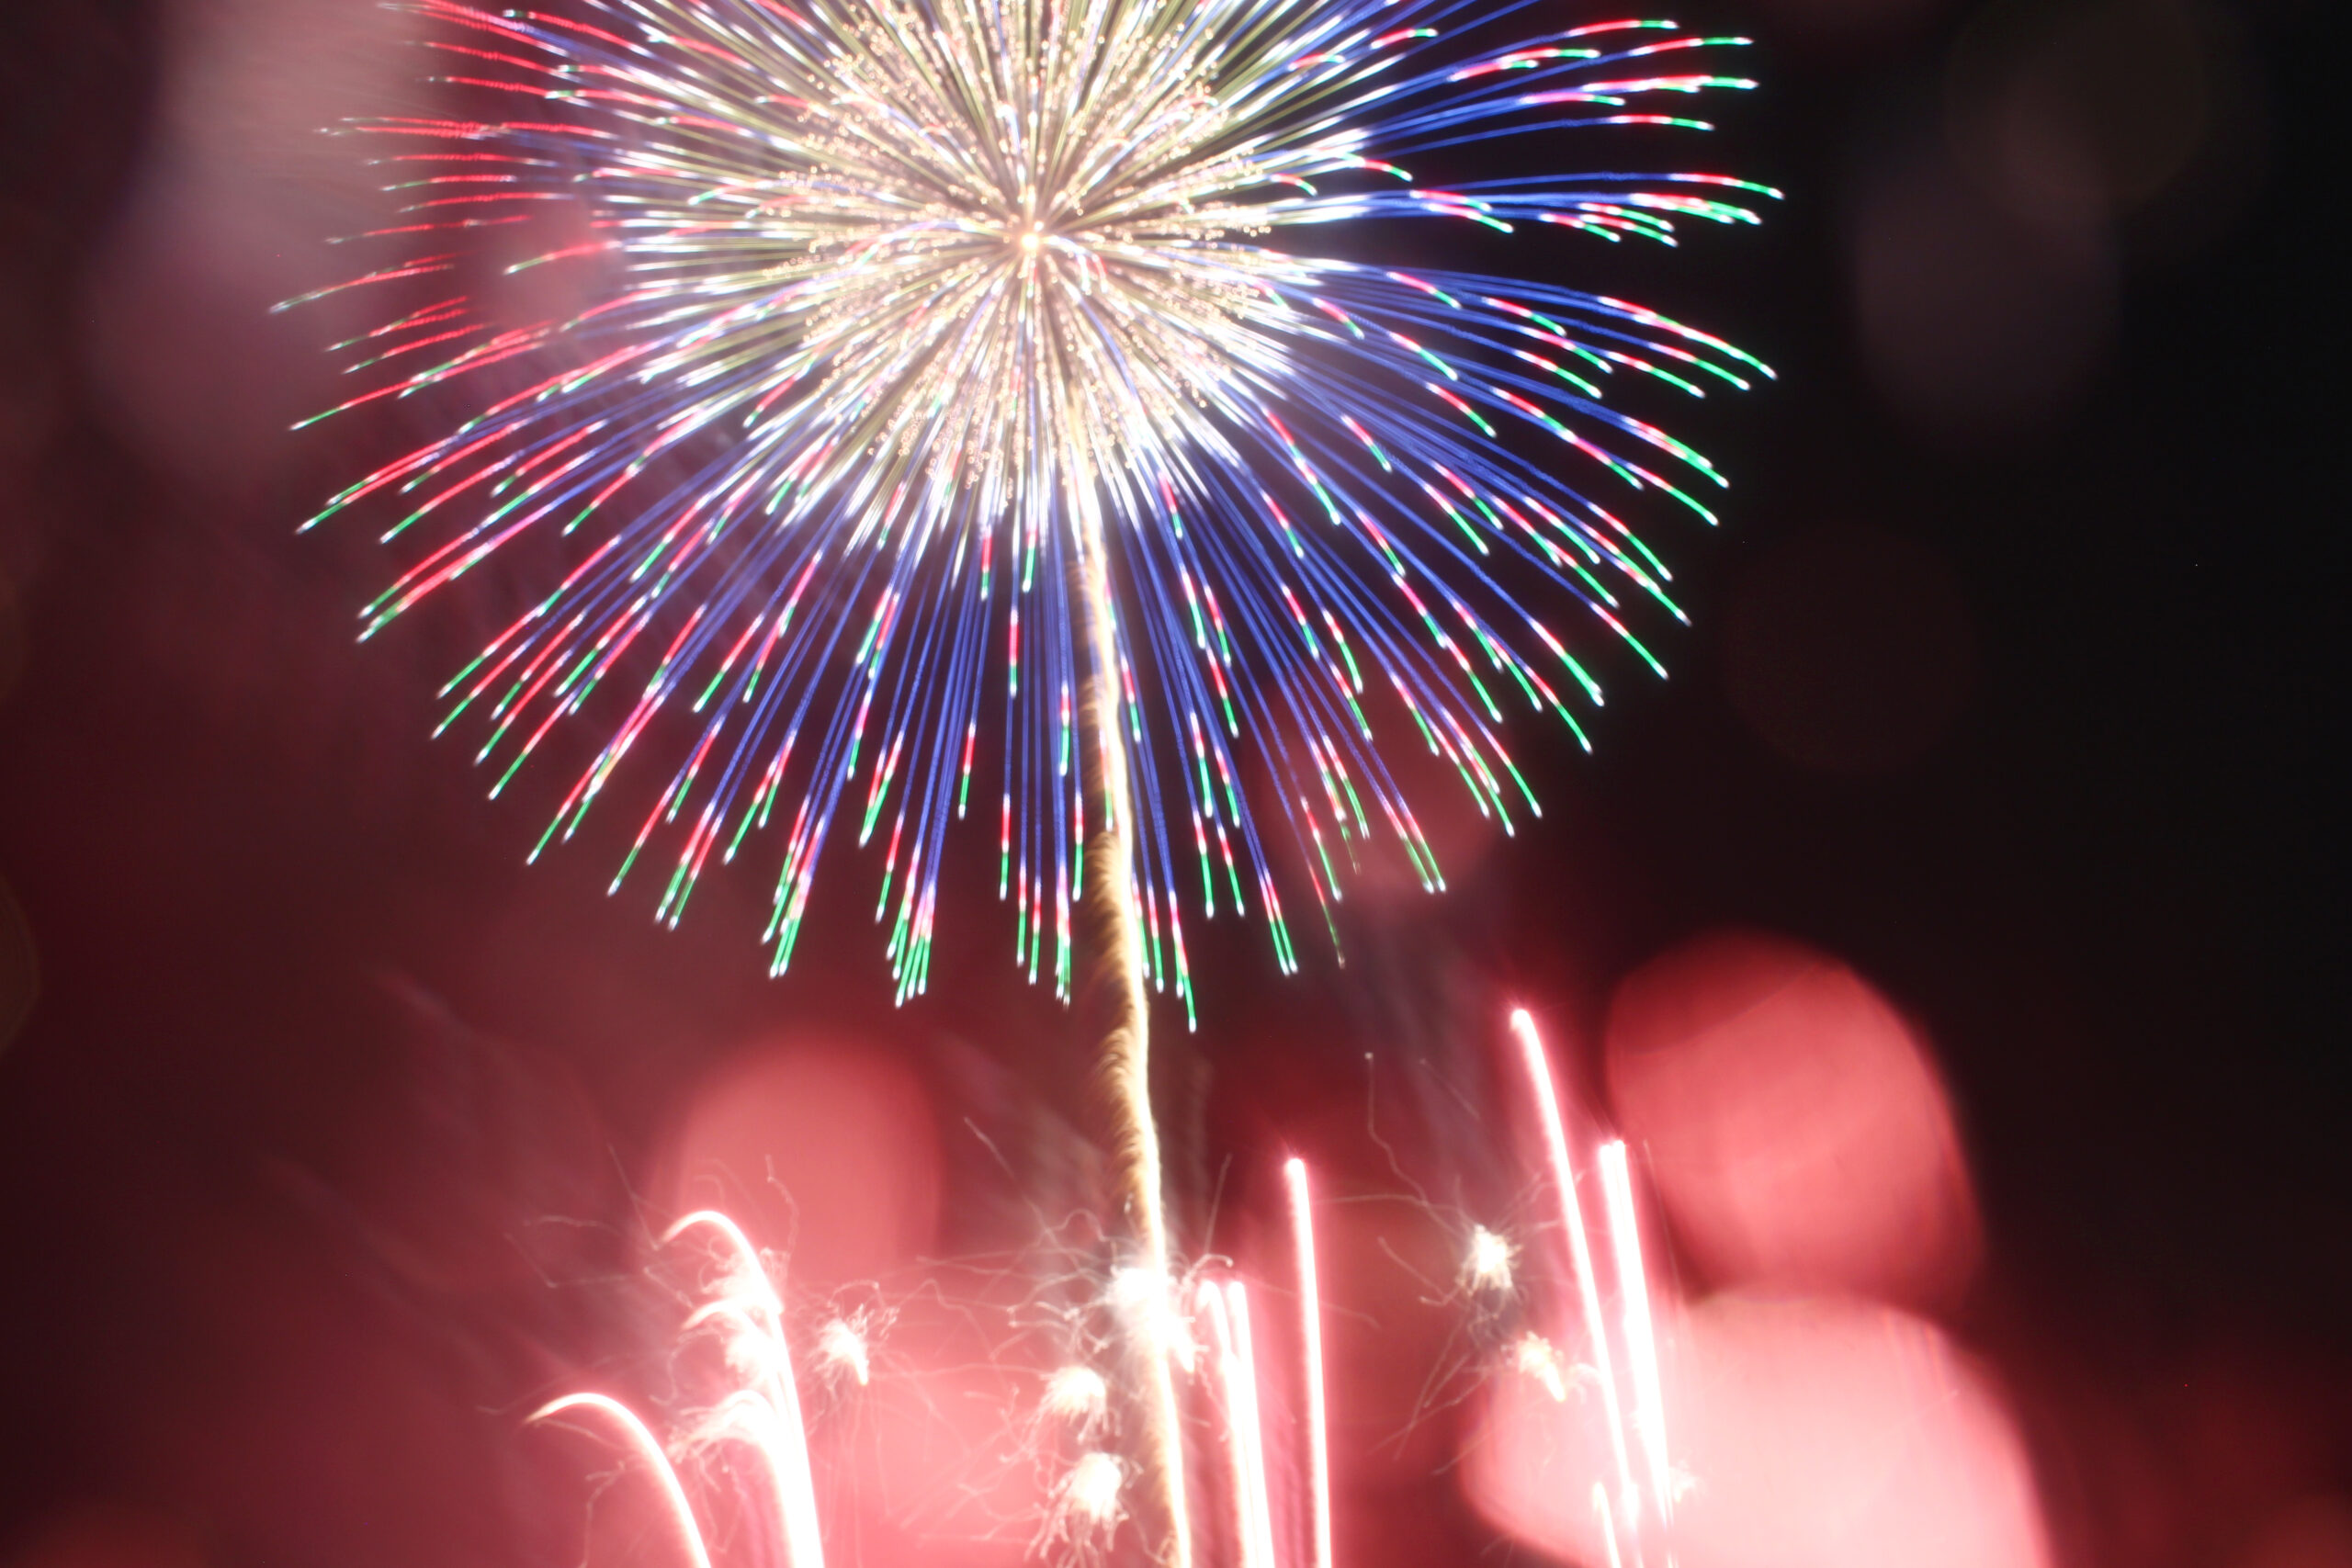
(1605, 931), (1983, 1308)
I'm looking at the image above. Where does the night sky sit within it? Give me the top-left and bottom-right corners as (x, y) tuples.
(0, 0), (2343, 1564)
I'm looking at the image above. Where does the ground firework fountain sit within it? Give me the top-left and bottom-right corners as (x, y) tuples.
(526, 1011), (1672, 1568)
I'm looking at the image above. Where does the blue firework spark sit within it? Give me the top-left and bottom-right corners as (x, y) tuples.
(285, 0), (1773, 1020)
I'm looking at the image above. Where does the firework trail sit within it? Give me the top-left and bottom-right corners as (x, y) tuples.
(1080, 503), (1192, 1565)
(1282, 1159), (1331, 1568)
(531, 1210), (827, 1568)
(1510, 1007), (1634, 1527)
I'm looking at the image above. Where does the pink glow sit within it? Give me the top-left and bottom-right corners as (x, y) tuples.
(512, 983), (2030, 1568)
(664, 1041), (941, 1292)
(1283, 1158), (1334, 1568)
(1605, 933), (1981, 1307)
(1473, 951), (2047, 1568)
(1470, 1295), (2050, 1568)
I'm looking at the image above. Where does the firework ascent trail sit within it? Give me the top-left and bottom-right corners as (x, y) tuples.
(1079, 513), (1191, 1566)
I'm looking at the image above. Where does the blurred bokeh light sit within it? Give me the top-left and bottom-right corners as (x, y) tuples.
(1607, 930), (1983, 1307)
(1472, 1294), (2049, 1568)
(662, 1039), (944, 1291)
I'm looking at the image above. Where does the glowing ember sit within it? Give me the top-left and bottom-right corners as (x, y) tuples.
(1045, 1452), (1128, 1555)
(1464, 1224), (1519, 1298)
(815, 1317), (871, 1390)
(1040, 1366), (1112, 1442)
(1513, 1331), (1578, 1404)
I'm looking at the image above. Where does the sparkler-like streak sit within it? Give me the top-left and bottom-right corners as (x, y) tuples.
(1510, 1010), (1635, 1522)
(1200, 1279), (1282, 1568)
(1080, 514), (1192, 1568)
(668, 1210), (829, 1568)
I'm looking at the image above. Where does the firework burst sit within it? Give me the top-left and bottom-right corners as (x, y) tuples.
(287, 0), (1771, 1019)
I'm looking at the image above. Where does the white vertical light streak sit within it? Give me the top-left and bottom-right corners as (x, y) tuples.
(1197, 1283), (1260, 1568)
(1283, 1158), (1335, 1568)
(1593, 1483), (1626, 1568)
(1201, 1280), (1282, 1568)
(1509, 1009), (1640, 1537)
(1226, 1282), (1283, 1568)
(1598, 1140), (1673, 1533)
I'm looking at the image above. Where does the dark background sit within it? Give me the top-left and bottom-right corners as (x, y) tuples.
(0, 0), (2342, 1564)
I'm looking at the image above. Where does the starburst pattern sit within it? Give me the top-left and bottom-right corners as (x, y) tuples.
(287, 0), (1771, 1016)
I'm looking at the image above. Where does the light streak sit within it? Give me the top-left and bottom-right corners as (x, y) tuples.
(1083, 516), (1192, 1568)
(1509, 1009), (1637, 1532)
(1594, 1483), (1627, 1568)
(665, 1210), (826, 1568)
(527, 1393), (715, 1568)
(1227, 1282), (1279, 1568)
(1199, 1280), (1281, 1568)
(1501, 1015), (1686, 1562)
(1284, 1157), (1334, 1568)
(1600, 1139), (1674, 1531)
(1194, 1283), (1250, 1568)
